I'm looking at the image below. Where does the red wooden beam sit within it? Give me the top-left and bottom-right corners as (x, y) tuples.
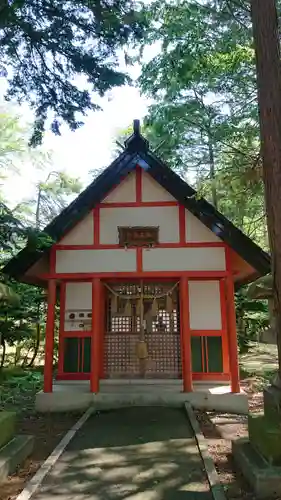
(99, 283), (105, 379)
(59, 330), (92, 338)
(56, 373), (90, 380)
(57, 282), (66, 377)
(44, 279), (56, 392)
(97, 201), (178, 208)
(40, 270), (229, 280)
(50, 247), (56, 274)
(136, 247), (143, 272)
(226, 275), (240, 393)
(180, 276), (192, 392)
(220, 279), (230, 374)
(94, 207), (100, 246)
(54, 242), (226, 250)
(179, 205), (186, 244)
(225, 246), (240, 392)
(192, 373), (230, 381)
(91, 278), (102, 392)
(189, 329), (227, 336)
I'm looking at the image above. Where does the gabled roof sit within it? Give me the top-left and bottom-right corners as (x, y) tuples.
(3, 120), (270, 286)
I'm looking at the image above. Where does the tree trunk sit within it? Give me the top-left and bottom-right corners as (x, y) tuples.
(27, 323), (41, 368)
(0, 337), (6, 369)
(208, 136), (218, 208)
(251, 0), (281, 385)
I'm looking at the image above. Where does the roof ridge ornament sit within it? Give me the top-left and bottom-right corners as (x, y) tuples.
(133, 119), (140, 135)
(124, 119), (149, 153)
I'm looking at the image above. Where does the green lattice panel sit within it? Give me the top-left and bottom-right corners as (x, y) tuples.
(63, 337), (79, 373)
(206, 336), (223, 373)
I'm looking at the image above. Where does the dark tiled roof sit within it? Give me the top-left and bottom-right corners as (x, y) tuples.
(3, 122), (270, 282)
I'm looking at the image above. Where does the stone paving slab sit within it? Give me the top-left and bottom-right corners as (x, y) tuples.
(32, 407), (212, 500)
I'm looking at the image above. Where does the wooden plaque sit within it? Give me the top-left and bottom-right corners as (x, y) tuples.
(118, 226), (159, 247)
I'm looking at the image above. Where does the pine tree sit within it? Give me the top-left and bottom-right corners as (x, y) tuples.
(0, 0), (146, 145)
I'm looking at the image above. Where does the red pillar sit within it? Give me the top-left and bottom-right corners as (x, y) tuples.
(180, 277), (192, 392)
(226, 276), (240, 393)
(91, 278), (101, 392)
(99, 282), (105, 379)
(44, 279), (56, 393)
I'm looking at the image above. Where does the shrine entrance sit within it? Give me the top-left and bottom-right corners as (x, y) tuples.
(104, 280), (181, 379)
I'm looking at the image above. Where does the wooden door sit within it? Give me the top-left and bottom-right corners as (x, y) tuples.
(104, 281), (181, 379)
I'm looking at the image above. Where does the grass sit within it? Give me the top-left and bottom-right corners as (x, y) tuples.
(0, 366), (43, 414)
(239, 341), (278, 392)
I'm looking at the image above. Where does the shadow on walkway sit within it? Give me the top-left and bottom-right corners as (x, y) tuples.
(35, 407), (212, 500)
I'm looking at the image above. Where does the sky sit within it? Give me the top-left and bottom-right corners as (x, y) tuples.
(1, 46), (157, 208)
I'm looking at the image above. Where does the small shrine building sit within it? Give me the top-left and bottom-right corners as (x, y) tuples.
(4, 121), (270, 410)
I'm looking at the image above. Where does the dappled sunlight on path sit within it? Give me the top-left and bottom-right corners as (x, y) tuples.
(33, 407), (211, 500)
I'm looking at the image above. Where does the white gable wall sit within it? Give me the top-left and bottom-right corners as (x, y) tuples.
(143, 247), (226, 272)
(57, 205), (222, 247)
(100, 206), (179, 244)
(188, 281), (222, 330)
(57, 169), (223, 248)
(103, 172), (136, 203)
(142, 172), (176, 202)
(56, 249), (137, 273)
(185, 211), (221, 243)
(54, 168), (227, 275)
(60, 212), (94, 245)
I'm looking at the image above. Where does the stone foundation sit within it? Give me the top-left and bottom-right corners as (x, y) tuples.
(0, 412), (33, 483)
(232, 438), (281, 499)
(232, 383), (281, 496)
(0, 412), (16, 449)
(248, 413), (281, 465)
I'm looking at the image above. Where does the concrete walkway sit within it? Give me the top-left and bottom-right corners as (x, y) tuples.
(32, 407), (212, 500)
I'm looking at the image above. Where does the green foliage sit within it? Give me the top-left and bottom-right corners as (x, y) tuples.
(0, 368), (43, 413)
(0, 108), (58, 257)
(0, 201), (26, 252)
(0, 108), (26, 175)
(235, 290), (269, 353)
(248, 274), (273, 300)
(0, 283), (19, 305)
(139, 0), (267, 245)
(0, 108), (83, 367)
(34, 171), (82, 228)
(138, 0), (270, 345)
(0, 0), (147, 145)
(0, 201), (54, 257)
(0, 283), (45, 346)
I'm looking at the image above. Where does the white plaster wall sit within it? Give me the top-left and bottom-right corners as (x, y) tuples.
(65, 282), (92, 309)
(185, 210), (221, 243)
(103, 172), (136, 203)
(60, 212), (94, 245)
(100, 206), (179, 244)
(142, 247), (226, 272)
(56, 249), (136, 273)
(188, 281), (222, 330)
(64, 282), (92, 331)
(142, 172), (176, 202)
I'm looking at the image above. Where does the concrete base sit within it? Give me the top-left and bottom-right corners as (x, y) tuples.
(35, 380), (248, 414)
(232, 437), (281, 499)
(0, 435), (34, 482)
